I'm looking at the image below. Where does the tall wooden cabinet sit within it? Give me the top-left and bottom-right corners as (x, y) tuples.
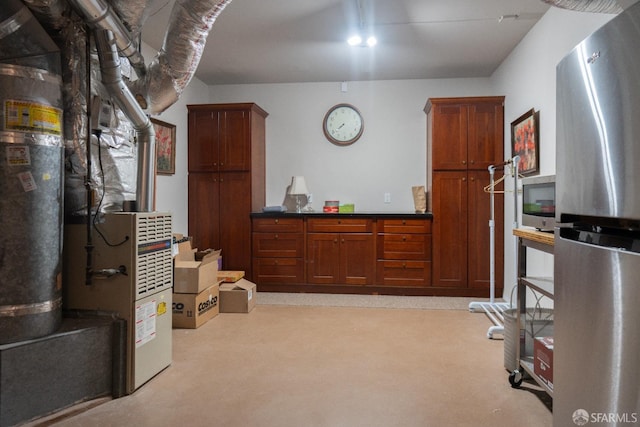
(187, 103), (268, 280)
(425, 97), (504, 295)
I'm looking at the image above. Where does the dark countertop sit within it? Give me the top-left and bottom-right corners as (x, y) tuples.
(251, 211), (433, 219)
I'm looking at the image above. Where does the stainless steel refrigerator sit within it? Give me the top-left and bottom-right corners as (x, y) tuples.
(555, 3), (640, 426)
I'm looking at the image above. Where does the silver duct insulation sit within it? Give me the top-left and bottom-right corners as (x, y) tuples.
(95, 29), (155, 212)
(131, 0), (232, 114)
(19, 0), (232, 214)
(541, 0), (623, 13)
(66, 0), (146, 78)
(20, 0), (70, 30)
(0, 0), (63, 344)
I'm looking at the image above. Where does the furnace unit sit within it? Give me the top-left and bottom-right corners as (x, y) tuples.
(64, 212), (173, 394)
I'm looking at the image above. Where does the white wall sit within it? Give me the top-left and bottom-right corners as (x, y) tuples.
(490, 7), (615, 301)
(153, 7), (616, 297)
(208, 79), (493, 211)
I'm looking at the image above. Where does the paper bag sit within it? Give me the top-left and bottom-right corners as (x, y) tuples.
(412, 185), (427, 213)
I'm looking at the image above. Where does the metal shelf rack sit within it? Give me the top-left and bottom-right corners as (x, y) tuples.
(508, 228), (554, 397)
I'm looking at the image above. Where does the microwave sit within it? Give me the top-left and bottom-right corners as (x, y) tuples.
(521, 175), (556, 231)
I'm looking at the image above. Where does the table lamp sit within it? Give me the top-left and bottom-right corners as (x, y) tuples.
(289, 176), (309, 213)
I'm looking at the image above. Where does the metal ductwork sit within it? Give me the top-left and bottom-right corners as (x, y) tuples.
(540, 0), (628, 13)
(0, 0), (233, 345)
(94, 29), (155, 212)
(131, 0), (233, 115)
(66, 0), (146, 78)
(0, 0), (64, 344)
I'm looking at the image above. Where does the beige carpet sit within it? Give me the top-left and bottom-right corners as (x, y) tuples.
(28, 293), (551, 427)
(257, 292), (503, 311)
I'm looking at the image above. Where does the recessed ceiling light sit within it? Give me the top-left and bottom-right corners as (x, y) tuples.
(347, 35), (362, 46)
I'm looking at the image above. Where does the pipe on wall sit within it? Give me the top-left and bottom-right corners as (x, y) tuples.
(66, 0), (146, 78)
(94, 29), (155, 212)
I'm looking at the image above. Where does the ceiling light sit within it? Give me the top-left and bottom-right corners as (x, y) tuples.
(347, 34), (377, 47)
(347, 35), (362, 46)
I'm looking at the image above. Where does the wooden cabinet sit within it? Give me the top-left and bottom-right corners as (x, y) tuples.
(307, 218), (375, 285)
(251, 214), (438, 295)
(376, 219), (432, 287)
(429, 99), (504, 171)
(188, 103), (267, 279)
(252, 217), (304, 284)
(426, 97), (504, 296)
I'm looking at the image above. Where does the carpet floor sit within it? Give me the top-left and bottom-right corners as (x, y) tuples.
(26, 293), (551, 427)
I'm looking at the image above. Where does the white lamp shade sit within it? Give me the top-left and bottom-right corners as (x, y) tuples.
(289, 176), (309, 195)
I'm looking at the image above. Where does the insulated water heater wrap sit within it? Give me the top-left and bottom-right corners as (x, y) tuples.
(0, 62), (64, 343)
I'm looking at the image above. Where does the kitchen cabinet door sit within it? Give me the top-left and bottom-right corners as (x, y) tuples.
(431, 103), (468, 170)
(339, 233), (375, 285)
(188, 172), (220, 250)
(188, 109), (220, 172)
(307, 233), (341, 284)
(467, 102), (504, 171)
(431, 171), (468, 288)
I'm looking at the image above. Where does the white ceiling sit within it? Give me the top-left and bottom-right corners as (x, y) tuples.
(140, 0), (552, 85)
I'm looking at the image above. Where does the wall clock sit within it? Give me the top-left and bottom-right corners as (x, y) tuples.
(322, 103), (364, 146)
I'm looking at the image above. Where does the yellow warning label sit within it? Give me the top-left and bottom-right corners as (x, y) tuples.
(5, 100), (62, 136)
(157, 301), (167, 316)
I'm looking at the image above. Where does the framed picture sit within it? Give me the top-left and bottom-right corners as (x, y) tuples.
(511, 109), (539, 176)
(152, 118), (176, 175)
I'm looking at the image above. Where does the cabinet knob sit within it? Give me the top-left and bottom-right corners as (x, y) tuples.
(275, 234), (279, 239)
(220, 178), (224, 182)
(470, 160), (475, 165)
(274, 219), (279, 224)
(402, 263), (406, 269)
(274, 260), (278, 265)
(334, 239), (338, 244)
(402, 236), (407, 241)
(337, 220), (341, 224)
(402, 220), (406, 225)
(462, 160), (467, 165)
(220, 162), (224, 166)
(341, 239), (345, 244)
(470, 177), (475, 182)
(462, 177), (466, 182)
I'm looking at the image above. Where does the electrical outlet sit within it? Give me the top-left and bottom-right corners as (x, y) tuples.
(384, 192), (391, 203)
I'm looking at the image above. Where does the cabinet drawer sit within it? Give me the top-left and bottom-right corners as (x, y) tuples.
(252, 233), (304, 258)
(377, 234), (432, 260)
(376, 260), (432, 287)
(307, 218), (373, 233)
(379, 218), (431, 234)
(253, 258), (304, 284)
(252, 217), (303, 233)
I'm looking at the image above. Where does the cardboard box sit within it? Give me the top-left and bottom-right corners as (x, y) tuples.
(219, 279), (256, 313)
(534, 336), (554, 390)
(174, 240), (220, 293)
(217, 271), (245, 283)
(172, 283), (220, 328)
(339, 204), (355, 213)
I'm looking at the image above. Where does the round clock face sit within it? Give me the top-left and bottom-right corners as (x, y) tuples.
(323, 104), (364, 146)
